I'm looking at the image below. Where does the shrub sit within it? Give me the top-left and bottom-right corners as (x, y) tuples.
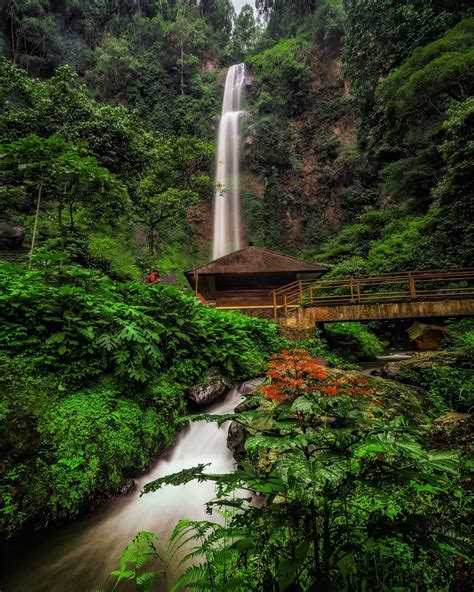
(323, 322), (385, 360)
(0, 262), (282, 388)
(87, 233), (141, 280)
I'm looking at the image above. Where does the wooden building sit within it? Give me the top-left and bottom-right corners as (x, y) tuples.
(185, 246), (328, 314)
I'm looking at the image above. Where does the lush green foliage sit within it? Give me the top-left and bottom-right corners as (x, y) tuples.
(1, 6), (473, 586)
(122, 350), (471, 591)
(104, 531), (163, 592)
(343, 0), (473, 150)
(0, 260), (284, 535)
(0, 354), (186, 536)
(0, 0), (232, 136)
(248, 36), (313, 117)
(0, 262), (282, 385)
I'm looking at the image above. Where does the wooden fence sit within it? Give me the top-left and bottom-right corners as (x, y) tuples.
(270, 269), (474, 321)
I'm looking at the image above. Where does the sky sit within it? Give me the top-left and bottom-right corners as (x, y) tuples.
(232, 0), (256, 14)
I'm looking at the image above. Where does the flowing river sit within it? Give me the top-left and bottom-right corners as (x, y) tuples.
(0, 387), (243, 592)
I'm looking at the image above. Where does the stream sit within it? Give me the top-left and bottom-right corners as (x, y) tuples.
(0, 352), (416, 591)
(359, 350), (416, 374)
(0, 387), (244, 592)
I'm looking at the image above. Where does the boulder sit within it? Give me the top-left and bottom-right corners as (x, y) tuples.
(364, 374), (426, 421)
(118, 477), (136, 496)
(0, 225), (26, 249)
(227, 396), (264, 463)
(239, 377), (265, 396)
(407, 322), (451, 351)
(328, 368), (427, 421)
(188, 367), (231, 406)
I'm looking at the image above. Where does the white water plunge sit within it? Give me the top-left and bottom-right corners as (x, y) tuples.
(212, 63), (246, 260)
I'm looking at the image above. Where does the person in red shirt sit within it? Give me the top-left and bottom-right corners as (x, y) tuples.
(147, 267), (161, 284)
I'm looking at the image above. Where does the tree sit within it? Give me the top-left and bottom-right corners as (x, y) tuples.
(343, 0), (473, 151)
(229, 4), (259, 63)
(0, 134), (68, 265)
(0, 60), (155, 193)
(135, 135), (213, 255)
(0, 134), (130, 262)
(199, 0), (234, 35)
(378, 18), (474, 209)
(1, 0), (58, 75)
(429, 97), (474, 267)
(84, 36), (140, 101)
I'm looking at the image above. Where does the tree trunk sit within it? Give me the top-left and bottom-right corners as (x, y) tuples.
(148, 226), (154, 256)
(58, 203), (66, 271)
(180, 38), (184, 95)
(69, 201), (75, 230)
(29, 183), (43, 269)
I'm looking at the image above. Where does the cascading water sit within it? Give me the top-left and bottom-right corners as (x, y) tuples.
(0, 388), (243, 592)
(212, 63), (246, 260)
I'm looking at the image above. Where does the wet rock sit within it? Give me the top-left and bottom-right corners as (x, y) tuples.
(118, 477), (136, 495)
(227, 421), (248, 463)
(228, 396), (262, 462)
(239, 377), (265, 396)
(188, 367), (231, 406)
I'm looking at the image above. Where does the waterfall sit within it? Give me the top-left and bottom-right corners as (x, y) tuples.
(212, 63), (246, 260)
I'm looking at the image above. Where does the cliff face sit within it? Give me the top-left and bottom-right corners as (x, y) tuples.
(240, 41), (361, 255)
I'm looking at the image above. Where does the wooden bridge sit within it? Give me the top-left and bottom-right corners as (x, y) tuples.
(270, 269), (474, 329)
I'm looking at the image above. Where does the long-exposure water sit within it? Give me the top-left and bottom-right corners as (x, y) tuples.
(212, 63), (246, 260)
(0, 388), (243, 591)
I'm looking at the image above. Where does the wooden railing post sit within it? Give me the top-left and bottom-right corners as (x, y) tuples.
(349, 277), (354, 302)
(284, 295), (288, 317)
(356, 282), (361, 303)
(272, 290), (277, 321)
(299, 280), (303, 305)
(310, 286), (314, 304)
(408, 272), (417, 298)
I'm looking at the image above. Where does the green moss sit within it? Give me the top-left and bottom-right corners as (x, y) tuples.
(324, 322), (385, 361)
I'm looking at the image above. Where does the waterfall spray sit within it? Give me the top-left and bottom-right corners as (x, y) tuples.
(212, 63), (246, 260)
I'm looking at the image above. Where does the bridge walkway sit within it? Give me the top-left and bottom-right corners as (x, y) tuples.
(270, 269), (474, 329)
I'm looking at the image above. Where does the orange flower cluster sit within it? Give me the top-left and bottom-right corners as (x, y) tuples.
(260, 349), (374, 404)
(261, 349), (328, 402)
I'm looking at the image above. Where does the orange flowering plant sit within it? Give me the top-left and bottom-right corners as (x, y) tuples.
(260, 348), (375, 412)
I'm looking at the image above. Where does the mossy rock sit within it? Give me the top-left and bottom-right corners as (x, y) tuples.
(228, 396), (273, 463)
(427, 412), (473, 452)
(373, 350), (471, 384)
(327, 368), (427, 422)
(372, 350), (474, 412)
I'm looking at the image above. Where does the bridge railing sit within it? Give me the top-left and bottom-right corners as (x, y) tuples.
(270, 269), (474, 321)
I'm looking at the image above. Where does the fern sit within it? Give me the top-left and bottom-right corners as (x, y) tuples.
(107, 531), (163, 592)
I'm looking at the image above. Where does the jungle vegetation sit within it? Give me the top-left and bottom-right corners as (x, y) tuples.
(0, 1), (473, 591)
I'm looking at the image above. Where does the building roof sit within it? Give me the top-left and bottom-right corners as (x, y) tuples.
(184, 246), (329, 277)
